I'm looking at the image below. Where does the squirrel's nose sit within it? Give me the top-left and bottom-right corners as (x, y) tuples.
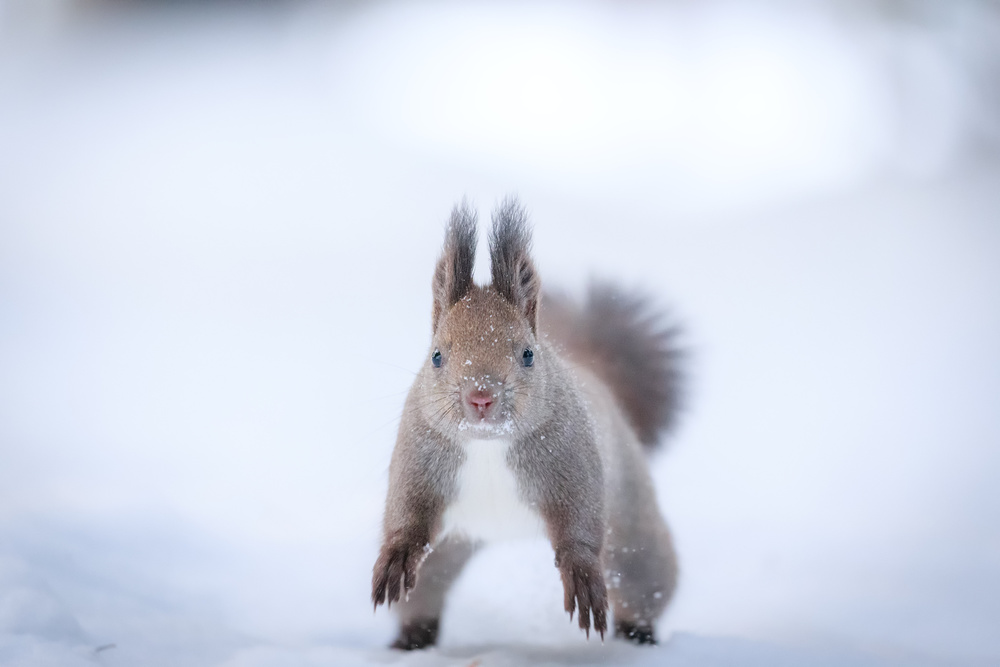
(466, 389), (494, 416)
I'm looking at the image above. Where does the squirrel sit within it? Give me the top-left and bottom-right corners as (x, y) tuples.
(371, 198), (682, 649)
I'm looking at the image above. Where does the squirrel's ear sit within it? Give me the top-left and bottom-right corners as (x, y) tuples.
(432, 203), (478, 332)
(489, 197), (540, 333)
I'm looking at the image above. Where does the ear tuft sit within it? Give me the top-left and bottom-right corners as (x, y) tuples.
(489, 197), (540, 332)
(432, 202), (478, 331)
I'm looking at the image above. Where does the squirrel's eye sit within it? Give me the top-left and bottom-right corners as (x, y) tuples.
(522, 348), (534, 367)
(431, 349), (442, 368)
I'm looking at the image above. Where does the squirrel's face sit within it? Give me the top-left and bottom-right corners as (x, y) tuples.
(419, 287), (545, 439)
(419, 199), (544, 439)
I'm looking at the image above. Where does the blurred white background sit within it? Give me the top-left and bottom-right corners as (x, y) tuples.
(1, 1), (998, 665)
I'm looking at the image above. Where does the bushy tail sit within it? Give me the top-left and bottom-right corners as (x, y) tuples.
(541, 283), (683, 452)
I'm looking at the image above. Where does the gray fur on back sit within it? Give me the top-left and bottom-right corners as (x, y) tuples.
(541, 283), (683, 450)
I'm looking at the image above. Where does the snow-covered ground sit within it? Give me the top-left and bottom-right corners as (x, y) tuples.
(1, 2), (999, 665)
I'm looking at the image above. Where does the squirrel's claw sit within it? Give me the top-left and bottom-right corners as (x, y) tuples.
(558, 557), (608, 639)
(372, 545), (419, 611)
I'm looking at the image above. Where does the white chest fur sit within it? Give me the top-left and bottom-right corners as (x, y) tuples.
(440, 439), (545, 543)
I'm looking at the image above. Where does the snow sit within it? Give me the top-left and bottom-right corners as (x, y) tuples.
(1, 1), (999, 666)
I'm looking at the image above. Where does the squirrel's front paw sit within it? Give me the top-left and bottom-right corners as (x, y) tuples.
(371, 543), (424, 609)
(556, 554), (608, 639)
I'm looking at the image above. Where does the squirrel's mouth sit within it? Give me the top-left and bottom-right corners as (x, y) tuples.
(457, 415), (515, 437)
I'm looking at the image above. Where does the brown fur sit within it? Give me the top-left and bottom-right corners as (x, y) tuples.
(372, 199), (681, 648)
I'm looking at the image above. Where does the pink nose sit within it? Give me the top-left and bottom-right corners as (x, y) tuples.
(467, 390), (493, 415)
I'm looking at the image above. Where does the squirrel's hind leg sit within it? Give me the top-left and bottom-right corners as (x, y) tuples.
(389, 535), (478, 650)
(614, 619), (658, 645)
(604, 512), (678, 646)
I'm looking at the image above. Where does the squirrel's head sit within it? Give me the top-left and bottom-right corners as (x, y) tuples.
(417, 198), (548, 439)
